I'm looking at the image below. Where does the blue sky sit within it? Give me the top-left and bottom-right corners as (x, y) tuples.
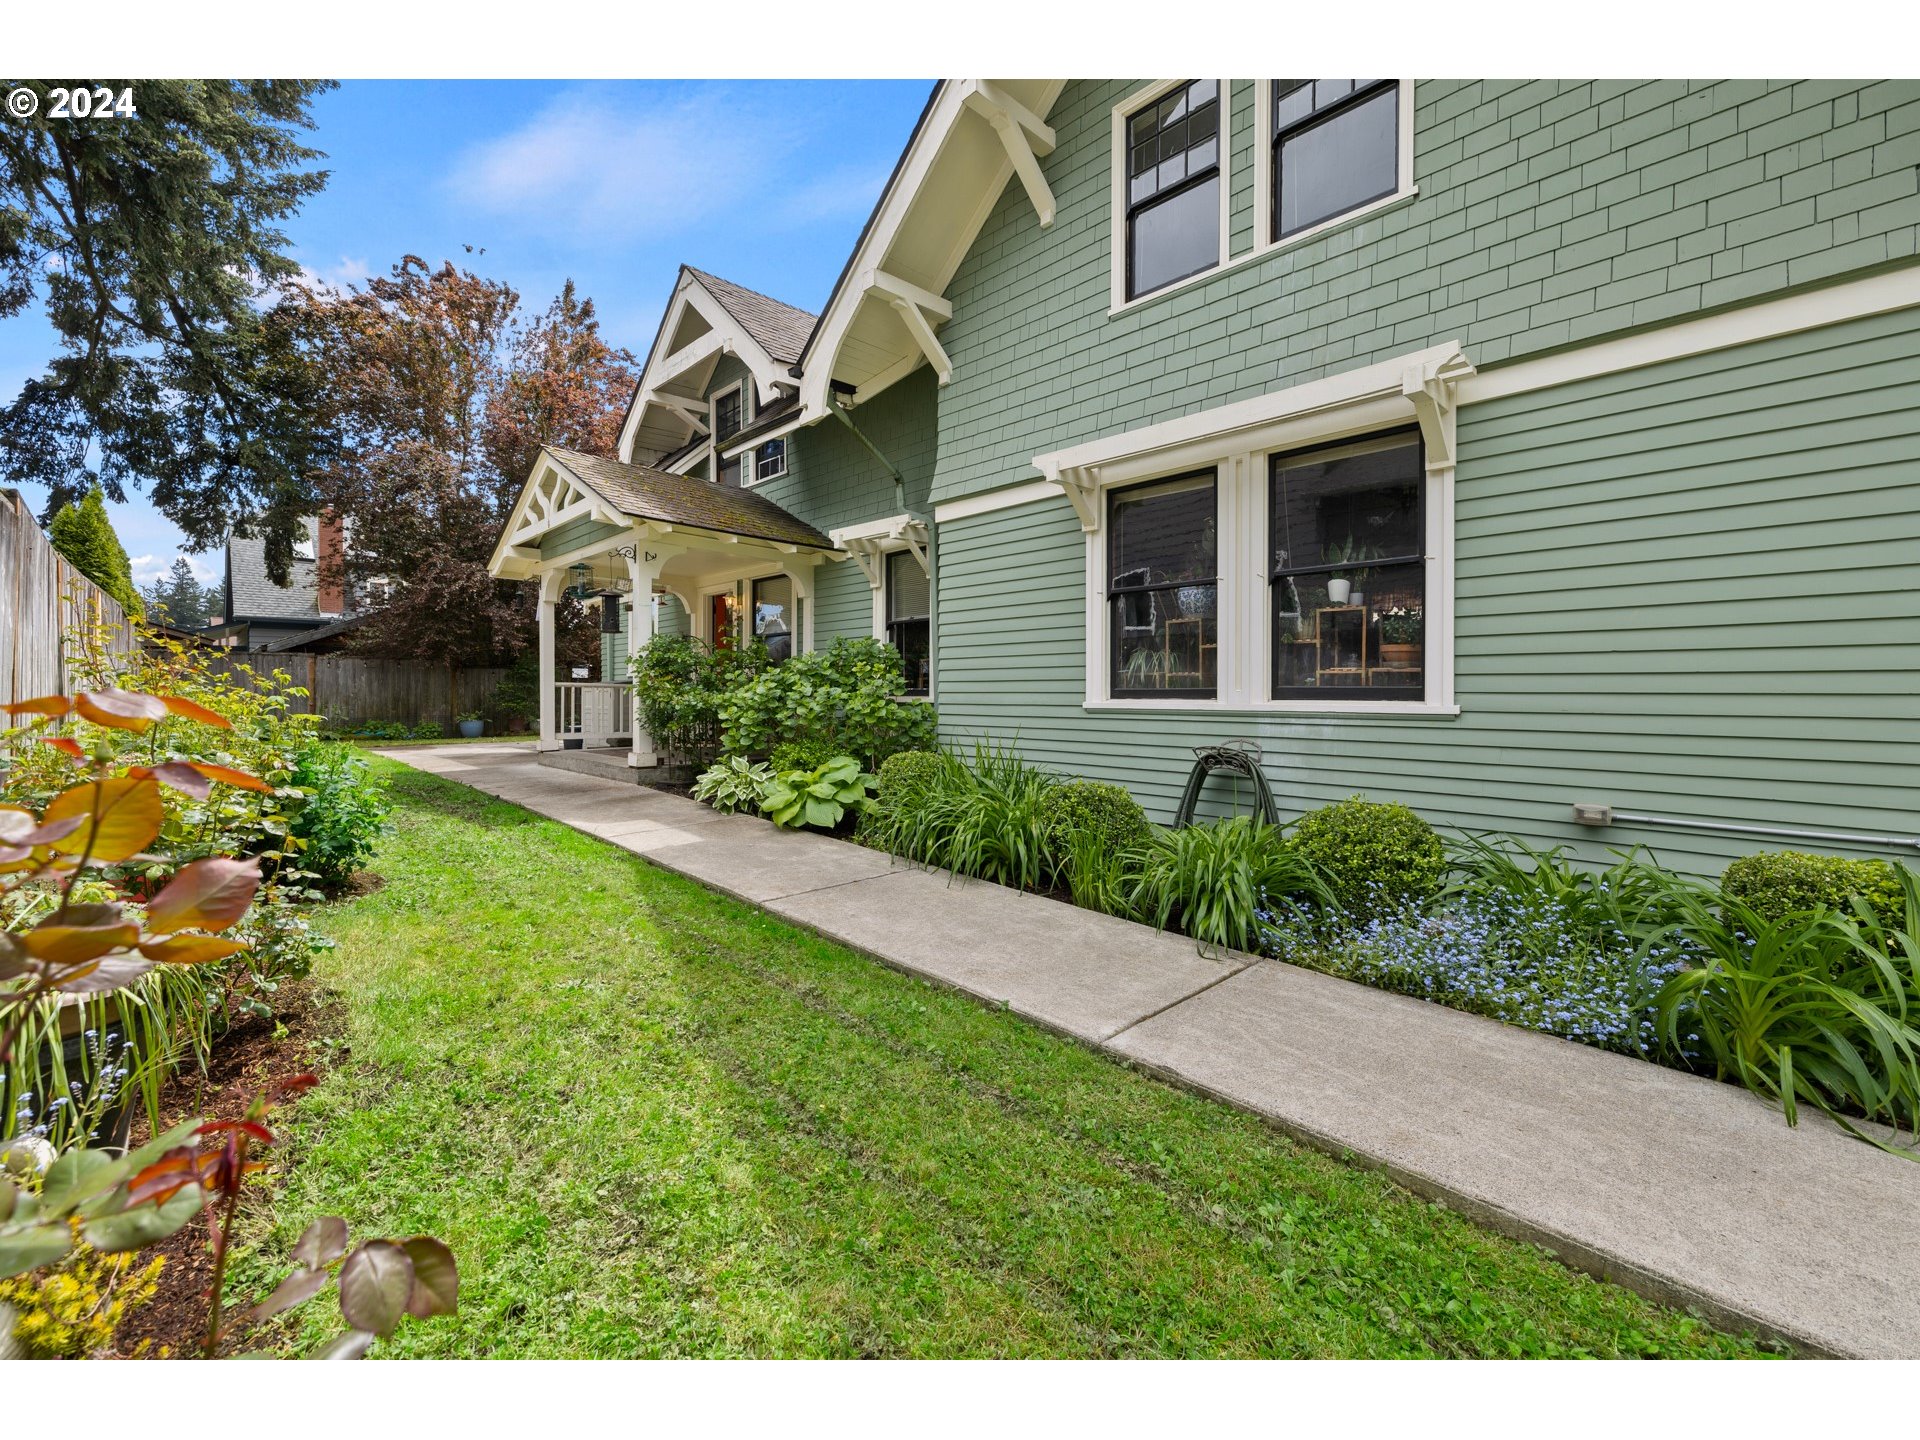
(0, 78), (931, 591)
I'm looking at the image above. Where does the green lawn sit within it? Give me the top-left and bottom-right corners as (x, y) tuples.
(242, 761), (1773, 1358)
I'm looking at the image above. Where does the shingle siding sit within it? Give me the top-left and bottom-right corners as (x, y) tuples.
(932, 78), (1920, 504)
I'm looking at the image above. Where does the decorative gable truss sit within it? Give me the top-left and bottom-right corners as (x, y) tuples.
(959, 80), (1057, 228)
(497, 455), (625, 562)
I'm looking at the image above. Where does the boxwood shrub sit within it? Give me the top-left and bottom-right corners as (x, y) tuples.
(1038, 780), (1151, 877)
(1721, 850), (1908, 932)
(1289, 796), (1446, 922)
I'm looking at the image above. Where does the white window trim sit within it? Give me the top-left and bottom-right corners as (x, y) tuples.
(828, 514), (933, 700)
(1108, 79), (1232, 316)
(1254, 79), (1417, 260)
(748, 436), (788, 486)
(1039, 342), (1469, 718)
(708, 380), (746, 485)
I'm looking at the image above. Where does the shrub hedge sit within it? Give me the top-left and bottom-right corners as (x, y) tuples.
(1038, 780), (1151, 877)
(1290, 797), (1447, 922)
(1721, 850), (1907, 933)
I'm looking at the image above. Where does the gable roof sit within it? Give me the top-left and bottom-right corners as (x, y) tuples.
(224, 519), (325, 623)
(684, 267), (815, 364)
(545, 446), (834, 551)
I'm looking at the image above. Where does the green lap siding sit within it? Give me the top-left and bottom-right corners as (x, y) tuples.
(933, 305), (1920, 874)
(932, 78), (1920, 506)
(811, 555), (876, 647)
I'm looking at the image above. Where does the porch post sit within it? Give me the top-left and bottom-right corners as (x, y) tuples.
(780, 556), (817, 655)
(625, 543), (675, 767)
(537, 568), (564, 752)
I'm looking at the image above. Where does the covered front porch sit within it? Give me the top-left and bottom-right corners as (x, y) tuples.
(488, 444), (840, 768)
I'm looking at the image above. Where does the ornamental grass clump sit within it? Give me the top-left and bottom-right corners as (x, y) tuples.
(866, 742), (1058, 891)
(1132, 817), (1325, 954)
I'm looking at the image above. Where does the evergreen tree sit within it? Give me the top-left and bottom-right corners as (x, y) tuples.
(140, 556), (213, 628)
(49, 487), (144, 618)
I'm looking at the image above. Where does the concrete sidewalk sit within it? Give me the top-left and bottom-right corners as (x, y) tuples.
(380, 742), (1920, 1358)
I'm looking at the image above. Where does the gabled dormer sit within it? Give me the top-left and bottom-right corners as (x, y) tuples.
(617, 266), (816, 485)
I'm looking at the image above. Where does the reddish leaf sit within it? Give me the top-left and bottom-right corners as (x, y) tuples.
(314, 1329), (375, 1360)
(292, 1216), (350, 1270)
(51, 954), (155, 995)
(139, 935), (250, 965)
(22, 907), (138, 966)
(337, 1241), (414, 1337)
(245, 1264), (330, 1325)
(0, 806), (37, 844)
(39, 736), (87, 761)
(138, 762), (212, 800)
(43, 777), (165, 863)
(158, 694), (232, 728)
(1, 694), (73, 718)
(191, 763), (273, 794)
(73, 689), (169, 732)
(401, 1237), (459, 1318)
(126, 1148), (204, 1206)
(143, 857), (262, 935)
(195, 1119), (275, 1144)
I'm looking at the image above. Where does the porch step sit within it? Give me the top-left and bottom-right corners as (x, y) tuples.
(536, 747), (645, 784)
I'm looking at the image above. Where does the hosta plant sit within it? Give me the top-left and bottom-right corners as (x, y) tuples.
(760, 756), (875, 831)
(692, 755), (775, 815)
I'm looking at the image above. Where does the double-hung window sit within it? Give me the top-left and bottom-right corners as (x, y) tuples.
(1124, 80), (1221, 301)
(1270, 432), (1424, 703)
(1270, 80), (1401, 240)
(754, 437), (787, 482)
(1108, 471), (1217, 699)
(713, 386), (744, 487)
(885, 550), (930, 697)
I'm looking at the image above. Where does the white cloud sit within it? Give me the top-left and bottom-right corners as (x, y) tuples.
(287, 254), (373, 296)
(128, 552), (220, 586)
(448, 84), (873, 243)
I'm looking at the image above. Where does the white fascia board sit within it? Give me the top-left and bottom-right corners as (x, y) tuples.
(716, 404), (812, 461)
(827, 513), (913, 547)
(1031, 340), (1473, 483)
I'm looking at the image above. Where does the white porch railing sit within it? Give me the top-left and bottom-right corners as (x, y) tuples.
(554, 682), (632, 748)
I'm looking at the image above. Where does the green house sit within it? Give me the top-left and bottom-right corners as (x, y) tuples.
(491, 79), (1920, 873)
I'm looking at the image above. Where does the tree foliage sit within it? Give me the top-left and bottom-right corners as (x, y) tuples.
(289, 255), (634, 669)
(140, 556), (216, 628)
(48, 487), (142, 617)
(0, 80), (337, 576)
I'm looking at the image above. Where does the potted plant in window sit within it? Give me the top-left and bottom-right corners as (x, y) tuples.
(456, 709), (484, 738)
(1378, 605), (1423, 667)
(1324, 536), (1373, 605)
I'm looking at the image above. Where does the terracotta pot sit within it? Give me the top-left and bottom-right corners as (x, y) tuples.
(1378, 642), (1421, 666)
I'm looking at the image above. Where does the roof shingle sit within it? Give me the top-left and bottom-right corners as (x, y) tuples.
(546, 447), (834, 551)
(685, 267), (816, 364)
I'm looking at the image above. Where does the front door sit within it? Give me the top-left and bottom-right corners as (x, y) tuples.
(710, 592), (737, 649)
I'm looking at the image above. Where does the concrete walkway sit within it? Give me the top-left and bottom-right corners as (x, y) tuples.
(381, 742), (1920, 1358)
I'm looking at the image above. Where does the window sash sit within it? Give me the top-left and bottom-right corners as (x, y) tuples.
(754, 439), (786, 481)
(1270, 79), (1399, 241)
(887, 617), (930, 696)
(1124, 80), (1222, 301)
(1107, 469), (1218, 699)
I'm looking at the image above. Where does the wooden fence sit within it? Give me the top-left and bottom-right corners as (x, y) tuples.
(0, 487), (139, 710)
(205, 652), (510, 730)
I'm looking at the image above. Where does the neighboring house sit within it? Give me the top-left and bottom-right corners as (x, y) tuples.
(220, 513), (353, 650)
(492, 79), (1920, 873)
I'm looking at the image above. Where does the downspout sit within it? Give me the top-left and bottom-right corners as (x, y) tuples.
(827, 393), (938, 702)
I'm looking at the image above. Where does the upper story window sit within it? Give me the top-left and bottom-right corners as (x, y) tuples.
(754, 437), (787, 483)
(1270, 432), (1424, 703)
(885, 549), (930, 697)
(1124, 80), (1221, 301)
(1108, 471), (1216, 699)
(1271, 80), (1400, 240)
(712, 384), (744, 488)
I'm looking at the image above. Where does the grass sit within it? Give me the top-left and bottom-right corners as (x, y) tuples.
(346, 734), (532, 748)
(238, 761), (1776, 1358)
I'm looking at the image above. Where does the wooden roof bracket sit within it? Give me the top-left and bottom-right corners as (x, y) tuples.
(962, 80), (1057, 228)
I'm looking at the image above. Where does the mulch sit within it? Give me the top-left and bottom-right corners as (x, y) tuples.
(106, 974), (338, 1359)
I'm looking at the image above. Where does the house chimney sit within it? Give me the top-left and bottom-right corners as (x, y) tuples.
(317, 510), (346, 616)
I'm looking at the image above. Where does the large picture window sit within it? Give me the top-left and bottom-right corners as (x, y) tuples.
(885, 549), (930, 697)
(1270, 433), (1424, 702)
(1124, 80), (1221, 300)
(1109, 471), (1216, 699)
(1271, 80), (1399, 240)
(751, 573), (794, 664)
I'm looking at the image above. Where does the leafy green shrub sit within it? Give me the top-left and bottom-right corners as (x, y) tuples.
(865, 742), (1057, 891)
(1290, 797), (1446, 922)
(720, 637), (936, 769)
(631, 634), (768, 767)
(770, 738), (837, 775)
(1722, 850), (1908, 934)
(1039, 781), (1150, 879)
(1653, 868), (1920, 1148)
(760, 755), (876, 831)
(486, 651), (539, 730)
(858, 749), (941, 847)
(290, 742), (391, 887)
(1131, 817), (1325, 953)
(692, 755), (775, 815)
(1063, 827), (1138, 918)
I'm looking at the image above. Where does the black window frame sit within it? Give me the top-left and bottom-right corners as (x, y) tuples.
(754, 437), (787, 483)
(1270, 79), (1401, 243)
(1124, 79), (1223, 302)
(1107, 468), (1219, 701)
(884, 548), (931, 699)
(711, 385), (743, 443)
(751, 572), (795, 664)
(1268, 429), (1426, 703)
